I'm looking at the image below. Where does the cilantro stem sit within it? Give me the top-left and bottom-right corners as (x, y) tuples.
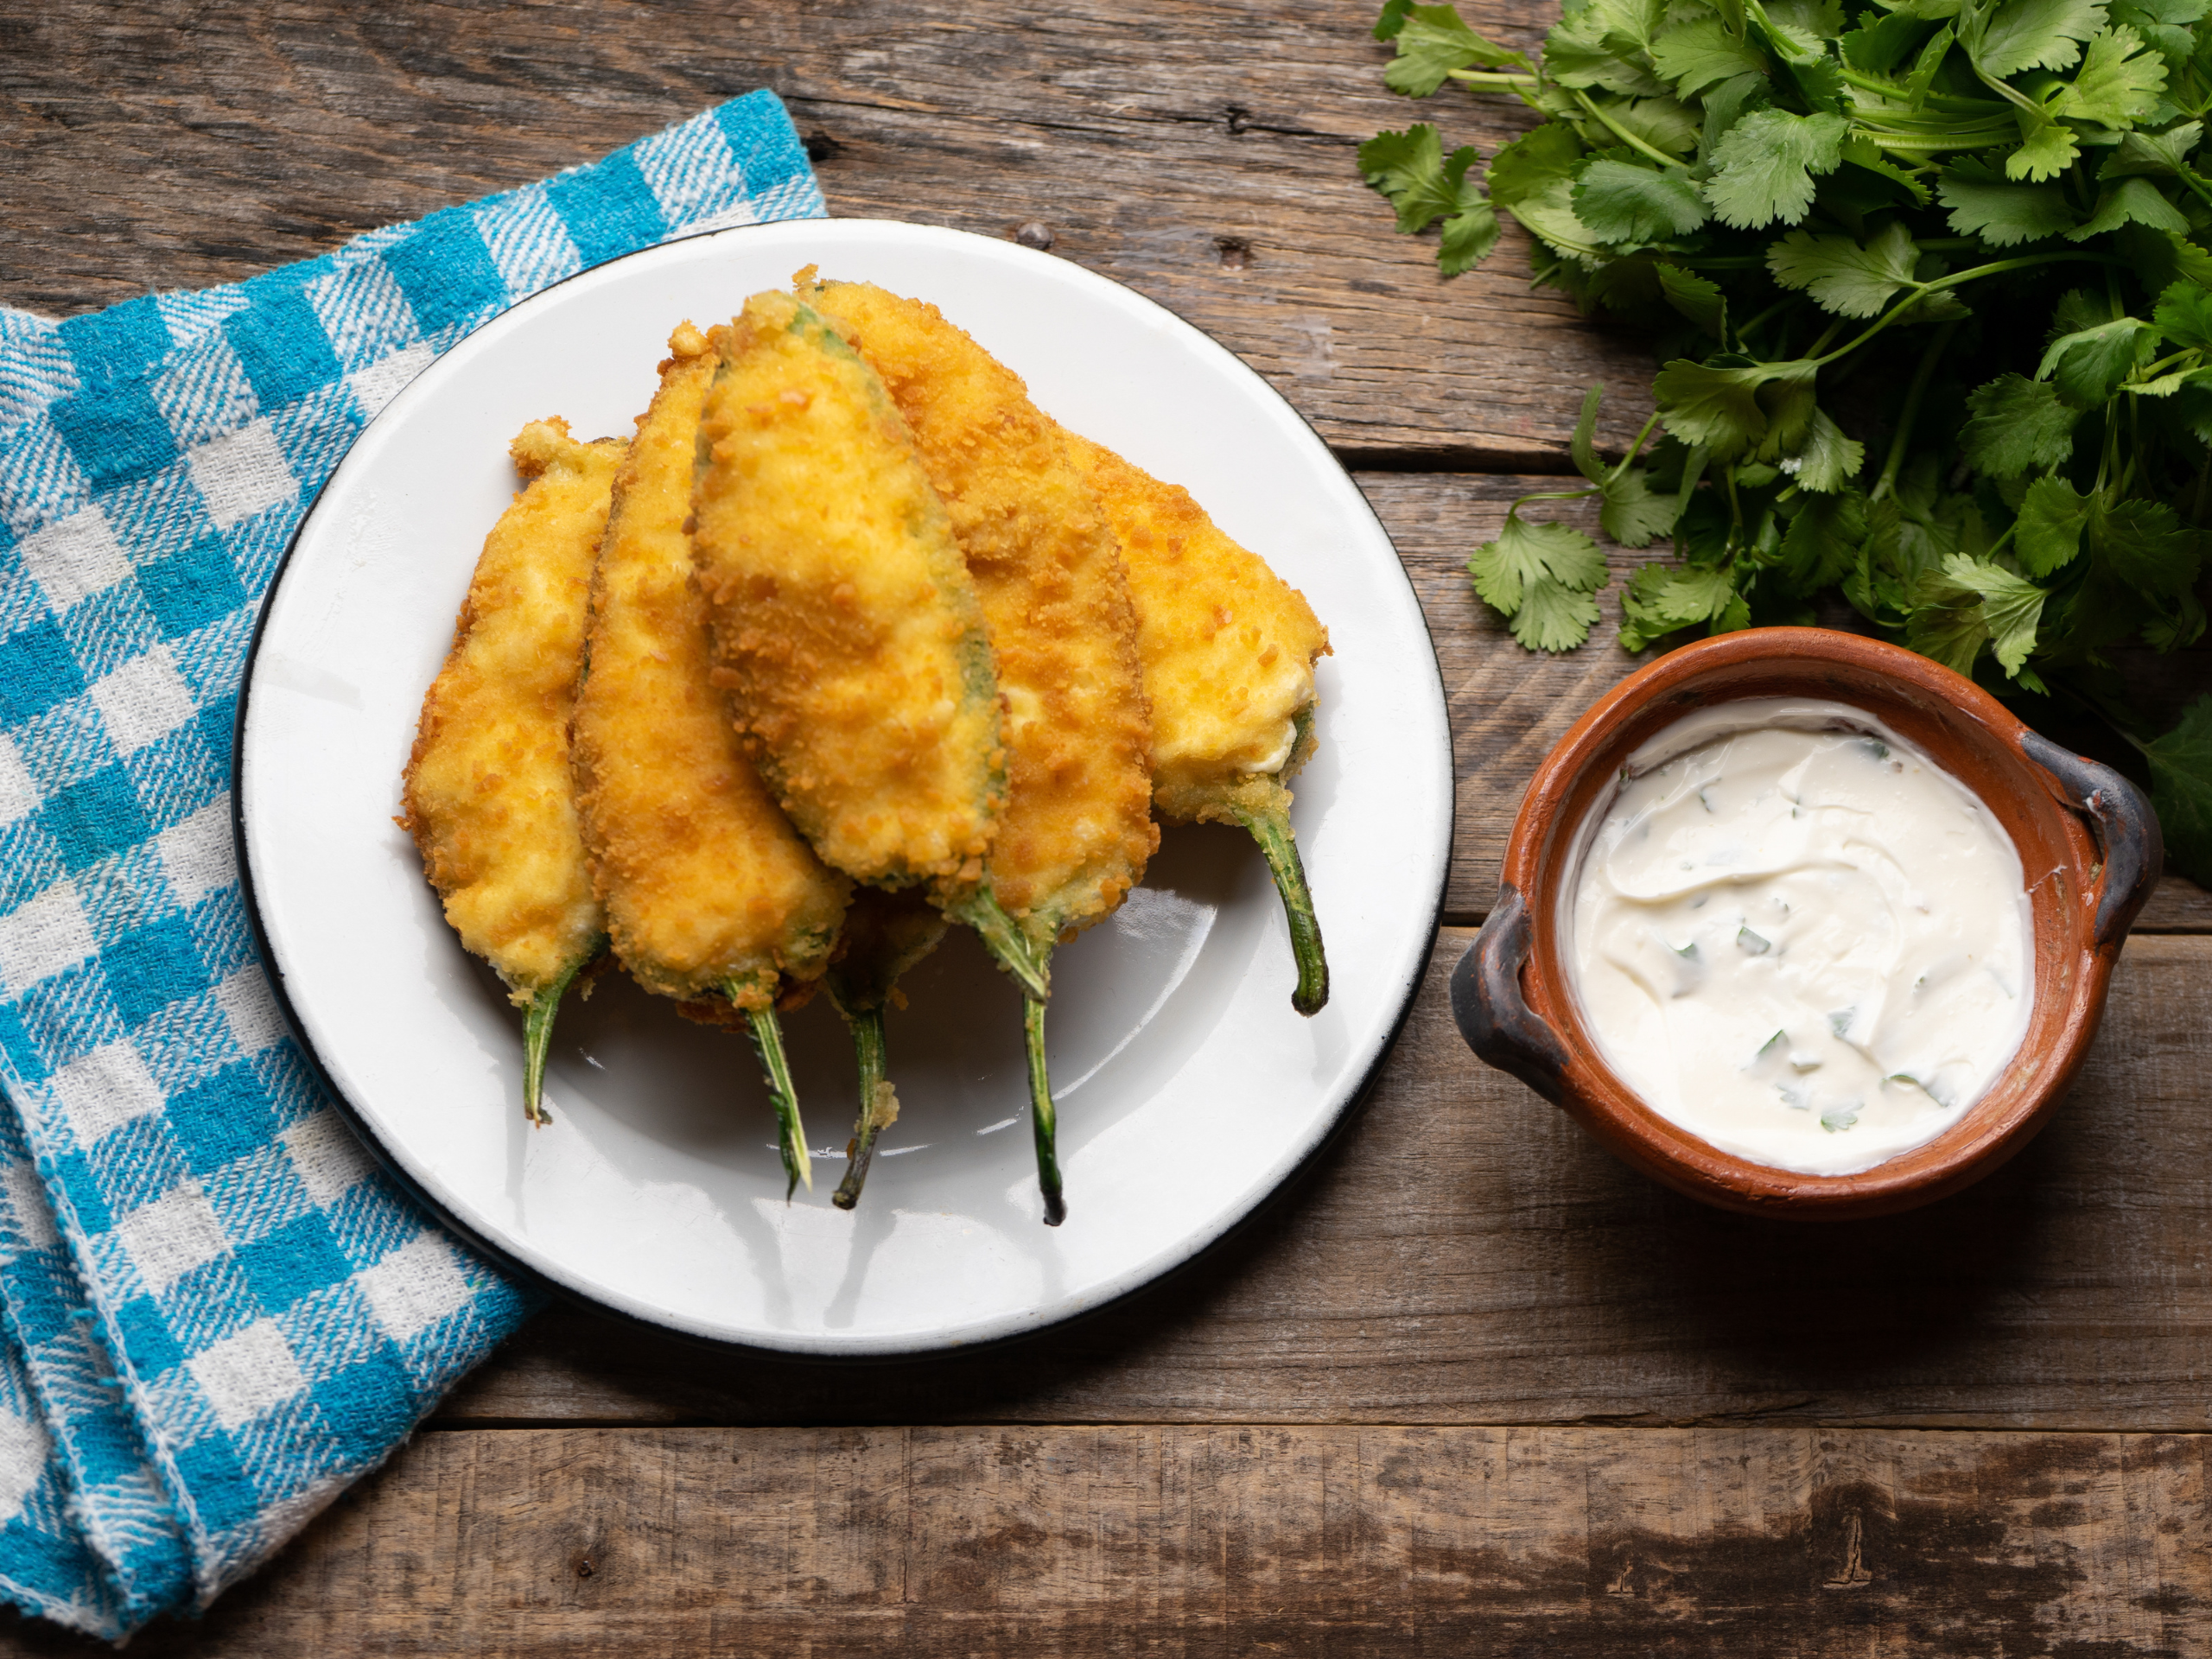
(1814, 253), (2121, 367)
(2177, 165), (2212, 213)
(1606, 408), (1665, 484)
(1872, 321), (1957, 503)
(1569, 89), (1685, 169)
(1833, 63), (2001, 116)
(1446, 68), (1540, 89)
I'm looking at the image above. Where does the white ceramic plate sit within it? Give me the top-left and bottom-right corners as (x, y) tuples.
(237, 219), (1452, 1356)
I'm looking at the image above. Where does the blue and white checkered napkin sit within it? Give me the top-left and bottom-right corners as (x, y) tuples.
(0, 92), (826, 1636)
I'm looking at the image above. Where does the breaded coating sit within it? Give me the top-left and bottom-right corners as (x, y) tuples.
(1063, 435), (1334, 1016)
(401, 417), (620, 1001)
(570, 323), (851, 1015)
(1063, 435), (1330, 825)
(690, 292), (1002, 891)
(803, 277), (1158, 950)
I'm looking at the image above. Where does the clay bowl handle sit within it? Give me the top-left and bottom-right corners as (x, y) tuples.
(1451, 886), (1571, 1107)
(2019, 733), (2164, 948)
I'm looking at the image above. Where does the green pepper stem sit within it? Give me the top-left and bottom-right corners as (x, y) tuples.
(945, 886), (1052, 1000)
(1023, 989), (1066, 1227)
(741, 1001), (811, 1199)
(1233, 803), (1329, 1015)
(519, 953), (593, 1127)
(833, 1007), (891, 1211)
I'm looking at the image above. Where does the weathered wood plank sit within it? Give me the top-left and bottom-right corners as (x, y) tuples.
(436, 931), (2212, 1432)
(5, 1425), (2195, 1656)
(8, 12), (2199, 919)
(1354, 473), (2212, 931)
(0, 0), (1651, 463)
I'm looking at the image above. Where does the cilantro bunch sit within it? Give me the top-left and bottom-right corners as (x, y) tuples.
(1362, 0), (2212, 879)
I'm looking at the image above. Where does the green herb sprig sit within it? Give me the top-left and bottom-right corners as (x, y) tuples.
(1363, 0), (2212, 880)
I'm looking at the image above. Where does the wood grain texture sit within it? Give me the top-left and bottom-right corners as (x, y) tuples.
(1355, 474), (2212, 931)
(0, 1424), (2193, 1656)
(8, 2), (2212, 1648)
(0, 0), (1652, 464)
(437, 932), (2212, 1433)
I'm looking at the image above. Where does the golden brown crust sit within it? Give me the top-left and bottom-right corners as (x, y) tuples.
(398, 417), (620, 1003)
(690, 292), (1004, 889)
(803, 279), (1158, 941)
(569, 324), (850, 1011)
(1062, 435), (1331, 826)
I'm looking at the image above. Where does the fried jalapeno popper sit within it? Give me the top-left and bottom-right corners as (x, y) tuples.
(1065, 437), (1333, 1014)
(804, 278), (1159, 1227)
(401, 419), (623, 1125)
(688, 295), (1010, 899)
(570, 324), (851, 1196)
(690, 293), (1027, 1200)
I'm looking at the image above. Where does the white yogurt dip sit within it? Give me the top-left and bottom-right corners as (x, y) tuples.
(1562, 697), (2033, 1176)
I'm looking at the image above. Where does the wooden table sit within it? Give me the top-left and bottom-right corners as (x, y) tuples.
(7, 3), (2210, 1650)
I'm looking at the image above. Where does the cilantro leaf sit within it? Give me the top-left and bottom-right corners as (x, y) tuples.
(1483, 122), (1583, 210)
(1842, 9), (1935, 72)
(2112, 0), (2209, 66)
(1602, 467), (1682, 543)
(1653, 357), (1783, 454)
(1961, 373), (2082, 473)
(2017, 474), (2094, 573)
(1767, 220), (1922, 316)
(1566, 382), (1663, 546)
(1906, 580), (1994, 673)
(1509, 175), (1608, 262)
(1468, 512), (1611, 652)
(1440, 201), (1504, 272)
(1779, 406), (1866, 488)
(1767, 0), (1847, 43)
(1568, 383), (1610, 484)
(1384, 3), (1533, 96)
(2153, 277), (2212, 345)
(1840, 134), (1935, 205)
(1938, 159), (2082, 244)
(1650, 17), (1772, 92)
(2037, 315), (2158, 404)
(1780, 488), (1868, 586)
(2094, 494), (2202, 593)
(2007, 117), (2082, 181)
(1937, 553), (2049, 672)
(1359, 125), (1503, 271)
(2100, 119), (2202, 175)
(2056, 24), (2170, 124)
(1643, 270), (1718, 342)
(1604, 96), (1704, 156)
(1972, 0), (2112, 77)
(1359, 125), (1477, 231)
(1545, 0), (1673, 94)
(2145, 693), (2212, 885)
(1513, 578), (1608, 651)
(1618, 563), (1740, 650)
(1904, 20), (1961, 100)
(1702, 109), (1849, 226)
(1573, 158), (1712, 240)
(2069, 175), (2191, 238)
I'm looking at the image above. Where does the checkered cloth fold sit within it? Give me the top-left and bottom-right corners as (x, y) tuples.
(0, 92), (826, 1637)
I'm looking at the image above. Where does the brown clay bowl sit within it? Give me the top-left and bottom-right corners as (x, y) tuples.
(1451, 627), (2162, 1220)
